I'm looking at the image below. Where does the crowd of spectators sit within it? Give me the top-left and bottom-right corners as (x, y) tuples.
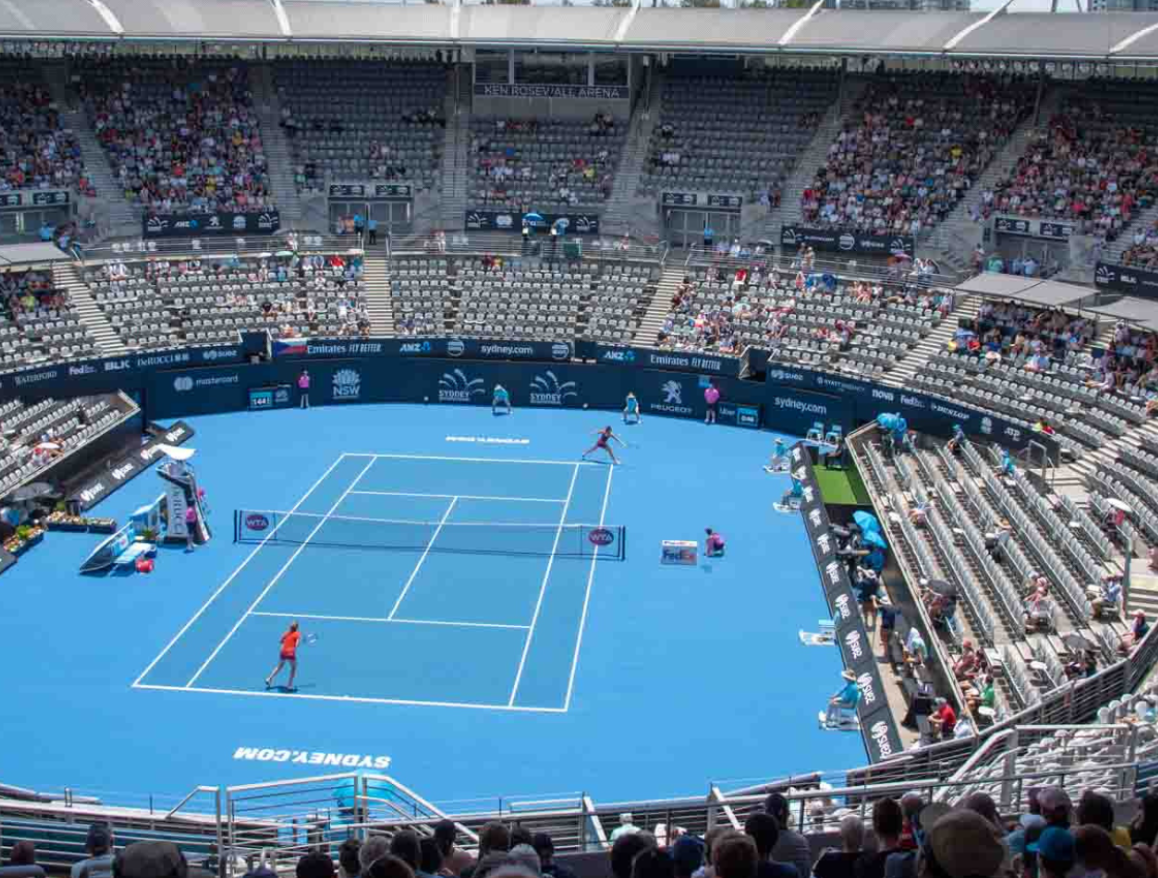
(23, 784), (1158, 878)
(470, 115), (622, 209)
(802, 73), (1034, 236)
(0, 79), (90, 195)
(949, 301), (1096, 364)
(0, 269), (67, 319)
(75, 57), (271, 215)
(989, 95), (1158, 242)
(1121, 222), (1158, 269)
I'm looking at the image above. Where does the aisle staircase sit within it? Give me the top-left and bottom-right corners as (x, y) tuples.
(51, 262), (128, 356)
(765, 81), (867, 244)
(923, 89), (1062, 270)
(438, 73), (471, 233)
(256, 107), (303, 229)
(363, 254), (394, 336)
(601, 77), (662, 239)
(1100, 199), (1158, 266)
(60, 110), (139, 237)
(882, 293), (981, 389)
(634, 265), (684, 347)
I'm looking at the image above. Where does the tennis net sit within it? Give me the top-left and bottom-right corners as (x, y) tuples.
(233, 509), (626, 560)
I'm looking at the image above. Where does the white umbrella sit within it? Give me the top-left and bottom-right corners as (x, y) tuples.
(36, 441), (60, 451)
(1106, 498), (1133, 513)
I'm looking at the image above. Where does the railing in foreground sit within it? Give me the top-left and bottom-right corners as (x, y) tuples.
(1, 735), (1149, 878)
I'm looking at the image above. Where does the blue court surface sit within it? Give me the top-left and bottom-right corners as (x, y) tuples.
(0, 404), (863, 807)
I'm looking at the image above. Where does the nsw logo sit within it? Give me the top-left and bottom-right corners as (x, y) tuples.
(246, 513), (269, 532)
(587, 527), (615, 547)
(438, 369), (486, 403)
(332, 368), (361, 401)
(529, 371), (578, 406)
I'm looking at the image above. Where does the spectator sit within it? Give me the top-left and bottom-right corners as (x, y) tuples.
(72, 823), (114, 878)
(299, 851), (337, 878)
(672, 837), (705, 878)
(1131, 795), (1158, 846)
(390, 833), (421, 874)
(632, 849), (675, 878)
(1074, 826), (1144, 878)
(854, 798), (904, 878)
(340, 839), (362, 878)
(813, 815), (864, 878)
(611, 833), (656, 878)
(1039, 787), (1073, 828)
(364, 855), (416, 878)
(7, 842), (36, 868)
(361, 838), (393, 876)
(417, 838), (442, 878)
(764, 794), (811, 878)
(533, 835), (574, 878)
(113, 841), (201, 878)
(713, 833), (760, 878)
(463, 824), (512, 878)
(1078, 791), (1133, 849)
(924, 809), (1007, 878)
(744, 813), (799, 878)
(509, 845), (541, 877)
(1032, 827), (1076, 878)
(612, 814), (642, 842)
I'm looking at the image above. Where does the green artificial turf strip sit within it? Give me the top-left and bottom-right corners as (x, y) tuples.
(812, 464), (873, 506)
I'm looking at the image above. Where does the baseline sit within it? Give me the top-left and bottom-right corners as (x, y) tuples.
(250, 611), (529, 631)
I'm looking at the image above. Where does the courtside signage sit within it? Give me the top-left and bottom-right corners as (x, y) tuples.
(233, 746), (391, 769)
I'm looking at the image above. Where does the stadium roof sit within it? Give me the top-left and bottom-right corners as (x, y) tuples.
(11, 1), (1158, 60)
(954, 273), (1090, 307)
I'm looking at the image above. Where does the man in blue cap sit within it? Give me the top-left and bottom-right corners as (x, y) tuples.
(1028, 826), (1075, 878)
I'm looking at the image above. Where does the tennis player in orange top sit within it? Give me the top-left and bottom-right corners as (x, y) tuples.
(265, 621), (301, 691)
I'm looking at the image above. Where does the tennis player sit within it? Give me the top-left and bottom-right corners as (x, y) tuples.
(265, 621), (302, 691)
(492, 384), (512, 416)
(582, 426), (626, 465)
(623, 392), (642, 424)
(704, 527), (726, 557)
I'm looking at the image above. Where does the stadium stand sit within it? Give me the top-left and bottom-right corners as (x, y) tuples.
(389, 252), (658, 343)
(639, 68), (838, 202)
(991, 80), (1158, 243)
(274, 60), (447, 196)
(0, 60), (90, 196)
(0, 394), (133, 496)
(74, 57), (271, 215)
(83, 251), (367, 348)
(654, 256), (953, 376)
(0, 267), (98, 365)
(802, 73), (1036, 237)
(468, 115), (623, 210)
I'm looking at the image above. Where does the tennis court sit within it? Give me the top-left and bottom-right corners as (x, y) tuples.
(134, 453), (618, 712)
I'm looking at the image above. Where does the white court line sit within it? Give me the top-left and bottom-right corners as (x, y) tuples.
(131, 453), (349, 688)
(131, 682), (566, 713)
(342, 452), (596, 467)
(252, 611), (529, 631)
(563, 465), (615, 712)
(508, 463), (580, 706)
(387, 497), (458, 620)
(184, 456), (379, 688)
(350, 491), (565, 503)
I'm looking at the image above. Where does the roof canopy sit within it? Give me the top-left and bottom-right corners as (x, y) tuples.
(10, 2), (1158, 60)
(954, 274), (1092, 308)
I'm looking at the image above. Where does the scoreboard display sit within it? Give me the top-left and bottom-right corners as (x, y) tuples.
(248, 385), (293, 411)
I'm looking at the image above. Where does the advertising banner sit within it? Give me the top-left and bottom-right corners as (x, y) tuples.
(464, 209), (600, 236)
(780, 226), (914, 257)
(764, 385), (853, 437)
(143, 210), (280, 239)
(474, 83), (628, 100)
(0, 189), (70, 209)
(576, 341), (741, 378)
(994, 216), (1075, 240)
(328, 183), (413, 200)
(70, 420), (195, 511)
(1094, 261), (1158, 300)
(271, 336), (575, 363)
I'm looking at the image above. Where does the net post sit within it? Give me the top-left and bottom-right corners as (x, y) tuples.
(233, 510), (239, 544)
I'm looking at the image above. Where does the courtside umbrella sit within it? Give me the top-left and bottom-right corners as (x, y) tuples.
(853, 511), (881, 533)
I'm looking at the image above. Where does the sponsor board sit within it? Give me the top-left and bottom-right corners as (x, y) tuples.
(438, 369), (487, 404)
(144, 210), (280, 239)
(528, 371), (578, 407)
(464, 210), (600, 236)
(1095, 261), (1158, 301)
(70, 421), (195, 512)
(474, 83), (628, 100)
(328, 182), (412, 200)
(331, 368), (361, 402)
(994, 216), (1075, 240)
(576, 341), (740, 377)
(780, 225), (913, 257)
(0, 189), (70, 209)
(233, 746), (391, 769)
(271, 337), (568, 363)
